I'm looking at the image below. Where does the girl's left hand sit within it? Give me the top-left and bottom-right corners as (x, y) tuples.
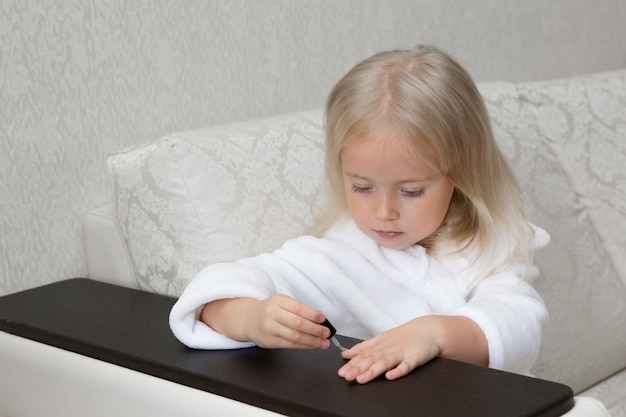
(337, 317), (441, 384)
(337, 315), (488, 384)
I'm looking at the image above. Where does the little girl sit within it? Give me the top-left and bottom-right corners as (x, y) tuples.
(169, 45), (549, 384)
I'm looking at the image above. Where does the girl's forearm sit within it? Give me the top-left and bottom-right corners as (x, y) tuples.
(200, 297), (255, 342)
(432, 315), (489, 366)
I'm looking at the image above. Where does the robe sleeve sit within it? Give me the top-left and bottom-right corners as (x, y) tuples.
(168, 232), (358, 350)
(450, 225), (550, 373)
(168, 261), (275, 349)
(451, 269), (548, 373)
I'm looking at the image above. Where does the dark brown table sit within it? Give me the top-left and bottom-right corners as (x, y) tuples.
(0, 278), (574, 417)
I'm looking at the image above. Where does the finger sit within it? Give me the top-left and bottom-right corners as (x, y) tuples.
(264, 309), (330, 349)
(277, 296), (326, 326)
(272, 298), (330, 340)
(338, 341), (403, 383)
(340, 336), (377, 359)
(276, 308), (331, 340)
(350, 354), (404, 384)
(263, 335), (330, 350)
(338, 349), (379, 380)
(385, 360), (414, 380)
(383, 348), (437, 381)
(259, 295), (330, 347)
(339, 356), (385, 384)
(254, 321), (331, 349)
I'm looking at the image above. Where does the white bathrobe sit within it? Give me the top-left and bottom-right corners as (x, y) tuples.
(169, 218), (549, 374)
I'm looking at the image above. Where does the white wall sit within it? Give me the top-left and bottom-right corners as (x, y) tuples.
(2, 0), (626, 295)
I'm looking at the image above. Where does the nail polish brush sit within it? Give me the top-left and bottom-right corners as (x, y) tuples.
(322, 318), (347, 351)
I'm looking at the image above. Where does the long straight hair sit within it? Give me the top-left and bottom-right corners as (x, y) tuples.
(315, 45), (535, 280)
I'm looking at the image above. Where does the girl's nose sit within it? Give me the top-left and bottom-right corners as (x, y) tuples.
(375, 192), (399, 221)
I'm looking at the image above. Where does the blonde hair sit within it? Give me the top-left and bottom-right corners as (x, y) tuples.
(314, 45), (535, 280)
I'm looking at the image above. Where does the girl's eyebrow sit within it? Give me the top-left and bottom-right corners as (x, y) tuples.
(343, 171), (432, 184)
(343, 172), (368, 180)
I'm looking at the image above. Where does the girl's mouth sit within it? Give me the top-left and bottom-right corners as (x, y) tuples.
(375, 230), (403, 239)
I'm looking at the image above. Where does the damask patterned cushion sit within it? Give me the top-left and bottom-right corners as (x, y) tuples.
(108, 111), (327, 296)
(517, 70), (626, 393)
(478, 80), (618, 392)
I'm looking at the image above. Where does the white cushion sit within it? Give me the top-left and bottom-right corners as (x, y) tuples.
(476, 77), (625, 392)
(517, 70), (626, 394)
(108, 111), (326, 296)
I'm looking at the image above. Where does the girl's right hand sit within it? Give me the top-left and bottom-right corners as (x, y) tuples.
(200, 295), (331, 349)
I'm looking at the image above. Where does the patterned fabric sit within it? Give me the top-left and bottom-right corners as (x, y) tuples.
(108, 71), (626, 399)
(516, 71), (626, 394)
(108, 111), (327, 296)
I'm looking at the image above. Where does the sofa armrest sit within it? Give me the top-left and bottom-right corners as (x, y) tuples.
(560, 397), (611, 417)
(0, 330), (606, 417)
(0, 331), (283, 417)
(83, 204), (136, 289)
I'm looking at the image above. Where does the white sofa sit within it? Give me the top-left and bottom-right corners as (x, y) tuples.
(2, 70), (625, 416)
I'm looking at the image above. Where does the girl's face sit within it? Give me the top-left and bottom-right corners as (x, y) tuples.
(341, 135), (454, 250)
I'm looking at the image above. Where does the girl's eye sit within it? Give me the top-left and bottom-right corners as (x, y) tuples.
(351, 184), (372, 193)
(402, 189), (424, 197)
